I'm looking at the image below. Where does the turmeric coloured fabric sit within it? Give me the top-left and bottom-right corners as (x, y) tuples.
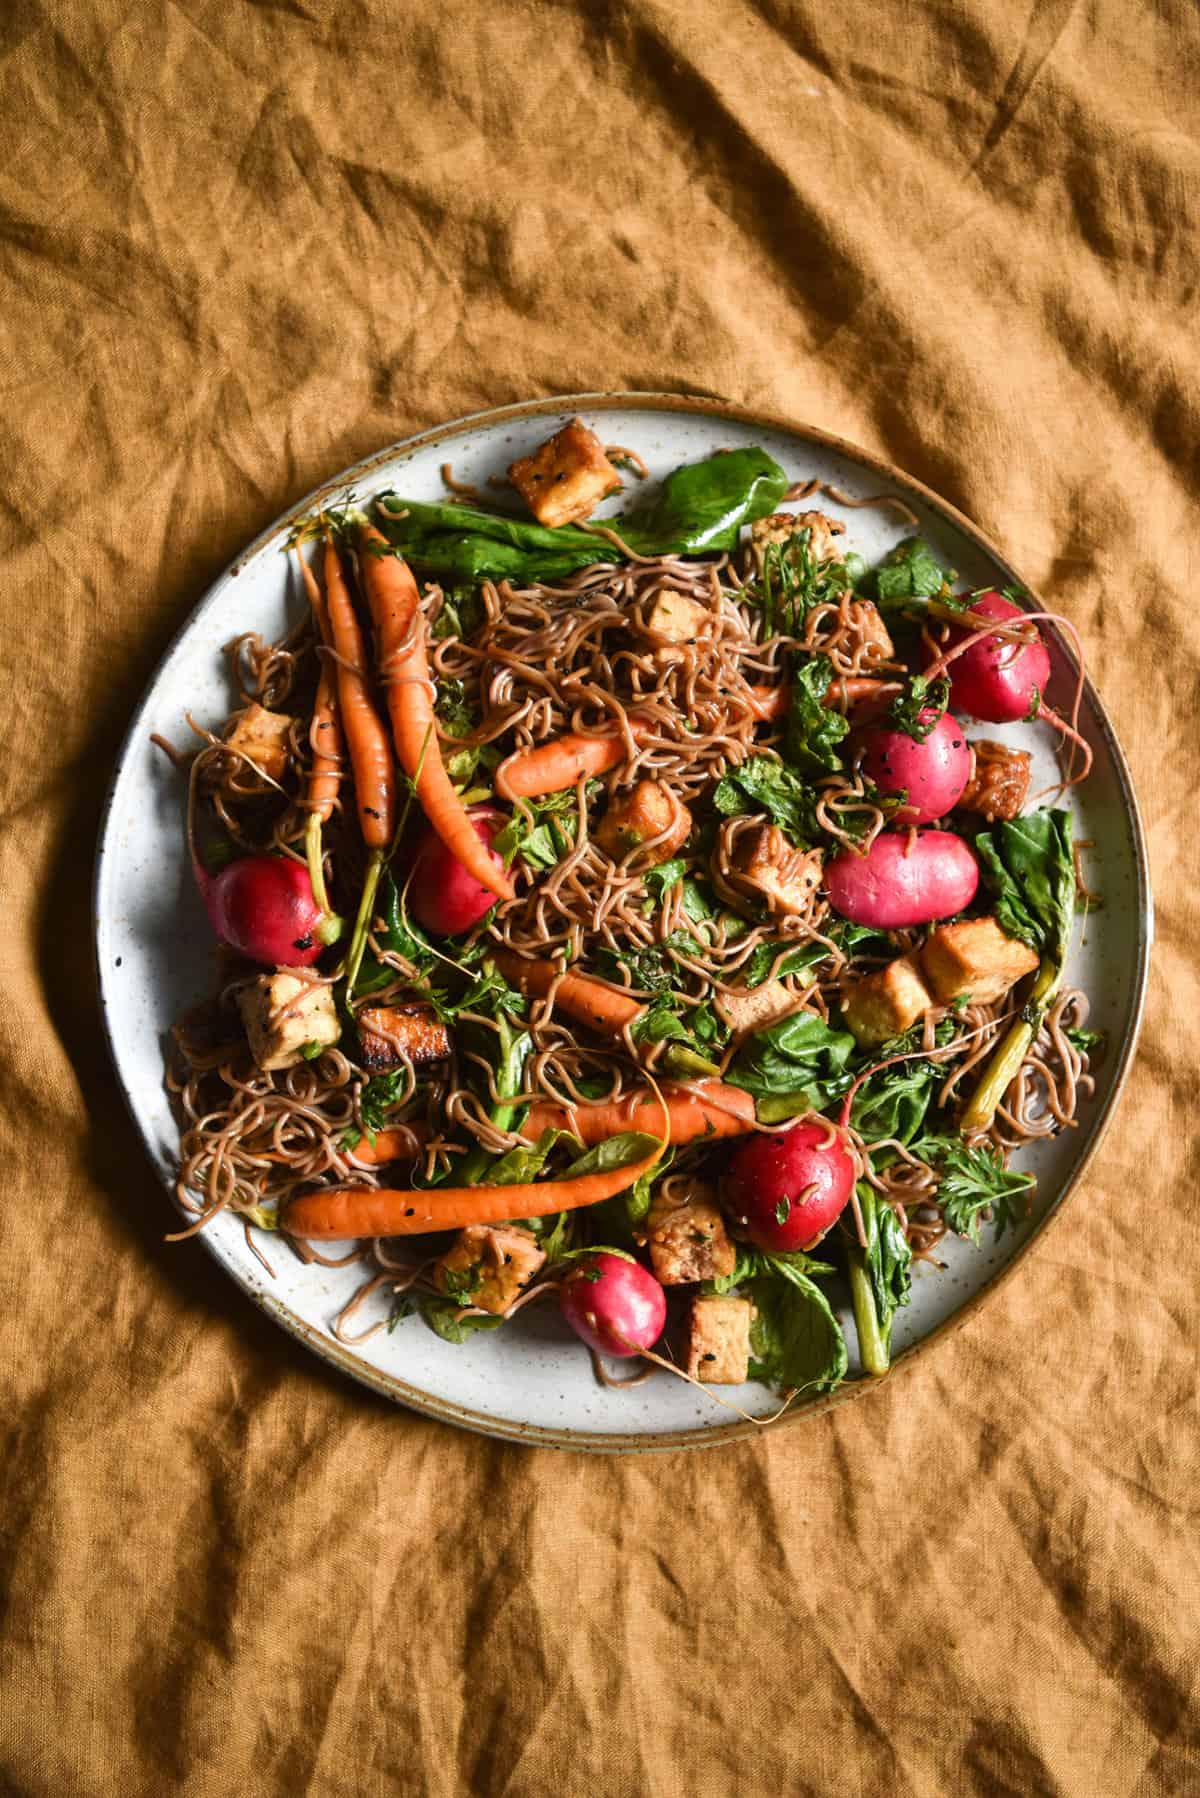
(0, 3), (1197, 1793)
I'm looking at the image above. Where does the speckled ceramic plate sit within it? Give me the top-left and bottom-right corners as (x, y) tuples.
(94, 394), (1151, 1451)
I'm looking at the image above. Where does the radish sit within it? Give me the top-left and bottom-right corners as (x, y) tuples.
(941, 590), (1051, 724)
(559, 1253), (667, 1359)
(408, 807), (506, 936)
(825, 829), (979, 928)
(197, 854), (325, 967)
(858, 711), (972, 824)
(724, 1120), (856, 1252)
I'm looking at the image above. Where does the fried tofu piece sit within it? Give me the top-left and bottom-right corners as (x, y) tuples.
(921, 917), (1040, 1007)
(715, 978), (799, 1039)
(225, 703), (294, 782)
(595, 781), (692, 867)
(842, 956), (933, 1048)
(357, 1004), (451, 1073)
(849, 598), (895, 664)
(645, 589), (710, 645)
(646, 1181), (736, 1286)
(687, 1295), (754, 1384)
(434, 1225), (546, 1316)
(237, 970), (340, 1072)
(734, 824), (823, 917)
(507, 418), (622, 528)
(751, 508), (846, 563)
(958, 739), (1032, 823)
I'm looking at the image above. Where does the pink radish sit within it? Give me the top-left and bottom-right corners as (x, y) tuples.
(825, 830), (979, 928)
(559, 1253), (667, 1358)
(858, 711), (973, 824)
(408, 807), (506, 936)
(724, 1120), (856, 1252)
(197, 854), (325, 967)
(940, 590), (1051, 724)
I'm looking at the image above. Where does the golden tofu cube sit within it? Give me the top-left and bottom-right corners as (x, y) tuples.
(646, 1182), (736, 1285)
(842, 956), (933, 1048)
(434, 1225), (546, 1316)
(237, 971), (340, 1072)
(508, 418), (622, 528)
(751, 508), (845, 563)
(850, 599), (895, 664)
(595, 782), (692, 867)
(357, 1005), (451, 1072)
(921, 917), (1040, 1007)
(715, 978), (799, 1039)
(645, 590), (710, 645)
(225, 703), (294, 782)
(734, 824), (822, 917)
(687, 1295), (754, 1384)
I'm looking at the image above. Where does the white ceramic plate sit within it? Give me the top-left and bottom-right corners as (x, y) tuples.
(94, 394), (1151, 1451)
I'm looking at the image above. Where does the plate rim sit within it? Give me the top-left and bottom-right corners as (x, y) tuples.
(93, 390), (1154, 1453)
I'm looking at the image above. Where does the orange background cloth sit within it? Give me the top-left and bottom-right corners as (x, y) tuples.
(1, 3), (1196, 1792)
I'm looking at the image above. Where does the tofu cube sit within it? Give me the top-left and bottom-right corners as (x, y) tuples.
(687, 1295), (754, 1384)
(715, 978), (799, 1039)
(842, 956), (933, 1048)
(646, 1181), (736, 1285)
(958, 739), (1032, 822)
(434, 1225), (546, 1316)
(921, 917), (1040, 1007)
(225, 703), (294, 782)
(850, 599), (895, 664)
(508, 418), (622, 528)
(595, 782), (692, 867)
(751, 508), (845, 563)
(237, 970), (341, 1072)
(733, 824), (823, 917)
(645, 590), (710, 645)
(357, 1004), (451, 1073)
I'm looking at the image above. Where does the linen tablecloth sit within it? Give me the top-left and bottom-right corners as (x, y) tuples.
(1, 3), (1196, 1792)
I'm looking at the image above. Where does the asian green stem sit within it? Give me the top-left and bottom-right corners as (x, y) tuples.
(960, 957), (1059, 1135)
(848, 1250), (890, 1378)
(345, 851), (384, 995)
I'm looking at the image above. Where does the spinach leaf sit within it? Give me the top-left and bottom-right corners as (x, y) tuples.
(642, 860), (717, 921)
(727, 1011), (856, 1121)
(484, 1127), (573, 1186)
(712, 754), (820, 842)
(419, 1295), (506, 1345)
(886, 673), (951, 742)
(738, 922), (891, 991)
(706, 1244), (835, 1295)
(784, 655), (849, 774)
(493, 788), (583, 872)
(562, 1131), (662, 1179)
(911, 1134), (1034, 1242)
(746, 1269), (848, 1395)
(974, 809), (1075, 966)
(586, 1150), (673, 1246)
(376, 447), (787, 582)
(848, 1019), (956, 1145)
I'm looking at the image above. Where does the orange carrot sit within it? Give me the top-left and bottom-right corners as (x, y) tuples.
(358, 523), (514, 903)
(497, 732), (628, 799)
(296, 551), (344, 822)
(747, 676), (897, 722)
(346, 1123), (428, 1167)
(491, 951), (642, 1034)
(323, 536), (395, 849)
(522, 1081), (755, 1148)
(284, 1137), (663, 1239)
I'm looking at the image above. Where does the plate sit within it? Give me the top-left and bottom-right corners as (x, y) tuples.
(94, 394), (1152, 1451)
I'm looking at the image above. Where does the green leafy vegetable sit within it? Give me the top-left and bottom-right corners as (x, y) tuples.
(746, 1267), (848, 1395)
(748, 530), (866, 636)
(911, 1134), (1034, 1242)
(484, 1127), (573, 1186)
(419, 1296), (505, 1345)
(784, 655), (850, 775)
(561, 1131), (662, 1180)
(728, 1012), (856, 1121)
(377, 448), (788, 583)
(493, 788), (584, 872)
(849, 1020), (956, 1145)
(962, 810), (1076, 1135)
(846, 1182), (912, 1377)
(866, 537), (955, 606)
(706, 1244), (835, 1295)
(642, 860), (717, 921)
(886, 673), (951, 742)
(712, 754), (820, 843)
(586, 1150), (673, 1246)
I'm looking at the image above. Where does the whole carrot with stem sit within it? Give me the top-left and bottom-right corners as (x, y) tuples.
(323, 531), (396, 988)
(358, 522), (514, 903)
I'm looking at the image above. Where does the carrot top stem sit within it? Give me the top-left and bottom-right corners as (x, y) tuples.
(345, 849), (384, 994)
